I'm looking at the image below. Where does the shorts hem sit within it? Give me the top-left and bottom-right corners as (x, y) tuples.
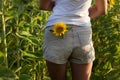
(70, 58), (95, 64)
(44, 56), (67, 64)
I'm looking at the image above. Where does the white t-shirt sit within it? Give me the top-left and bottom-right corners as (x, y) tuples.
(46, 0), (92, 27)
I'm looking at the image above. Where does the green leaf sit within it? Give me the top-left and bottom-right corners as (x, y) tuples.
(15, 67), (22, 73)
(20, 49), (38, 58)
(0, 12), (2, 15)
(18, 31), (39, 45)
(0, 52), (4, 64)
(20, 31), (33, 37)
(16, 33), (37, 45)
(32, 16), (42, 22)
(19, 74), (32, 80)
(5, 16), (13, 22)
(0, 37), (1, 43)
(0, 66), (15, 80)
(67, 27), (72, 31)
(49, 29), (53, 32)
(60, 34), (64, 39)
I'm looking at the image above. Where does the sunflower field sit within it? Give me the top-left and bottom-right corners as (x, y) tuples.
(0, 0), (120, 80)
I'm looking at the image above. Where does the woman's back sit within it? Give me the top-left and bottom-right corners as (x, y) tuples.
(46, 0), (92, 27)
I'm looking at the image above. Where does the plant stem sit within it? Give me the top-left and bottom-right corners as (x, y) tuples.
(1, 0), (8, 68)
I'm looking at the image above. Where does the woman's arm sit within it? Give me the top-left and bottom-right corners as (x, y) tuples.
(89, 0), (108, 19)
(39, 0), (55, 11)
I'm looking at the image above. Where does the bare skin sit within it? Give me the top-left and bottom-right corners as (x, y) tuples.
(70, 62), (93, 80)
(44, 0), (107, 80)
(89, 0), (108, 19)
(46, 60), (67, 80)
(46, 61), (93, 80)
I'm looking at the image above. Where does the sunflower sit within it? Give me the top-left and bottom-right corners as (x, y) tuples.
(108, 0), (115, 8)
(52, 22), (68, 37)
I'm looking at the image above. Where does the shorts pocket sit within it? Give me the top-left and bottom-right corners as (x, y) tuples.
(77, 27), (92, 53)
(44, 27), (60, 45)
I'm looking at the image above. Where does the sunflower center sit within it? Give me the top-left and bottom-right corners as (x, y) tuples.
(56, 26), (64, 33)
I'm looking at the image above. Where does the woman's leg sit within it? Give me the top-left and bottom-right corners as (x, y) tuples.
(46, 60), (67, 80)
(70, 62), (93, 80)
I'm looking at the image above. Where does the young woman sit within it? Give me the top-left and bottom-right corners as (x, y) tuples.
(42, 0), (107, 80)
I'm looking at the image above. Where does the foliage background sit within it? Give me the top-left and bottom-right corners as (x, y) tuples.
(0, 0), (120, 80)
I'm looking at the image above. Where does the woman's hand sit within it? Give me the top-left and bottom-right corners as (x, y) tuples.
(89, 0), (108, 19)
(39, 0), (55, 11)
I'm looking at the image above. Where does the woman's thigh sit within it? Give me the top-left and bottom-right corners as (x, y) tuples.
(46, 60), (67, 80)
(70, 62), (93, 80)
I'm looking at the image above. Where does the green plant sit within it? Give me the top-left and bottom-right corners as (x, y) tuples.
(91, 0), (120, 79)
(0, 0), (119, 80)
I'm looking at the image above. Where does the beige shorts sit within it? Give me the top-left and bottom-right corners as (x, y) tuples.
(43, 25), (95, 64)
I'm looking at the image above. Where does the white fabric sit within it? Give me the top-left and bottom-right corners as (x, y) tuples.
(46, 0), (92, 27)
